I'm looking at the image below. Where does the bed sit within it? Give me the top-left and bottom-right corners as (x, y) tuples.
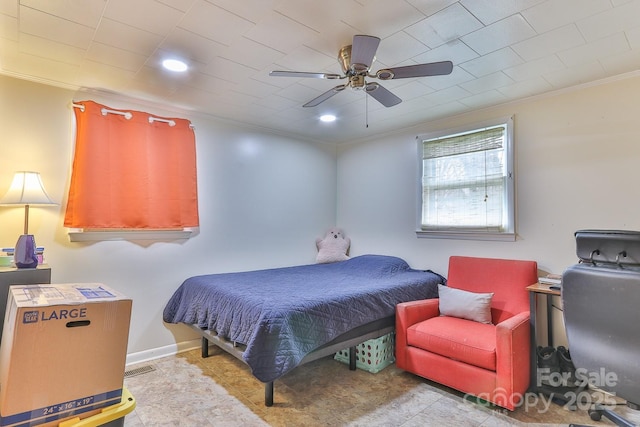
(163, 254), (444, 405)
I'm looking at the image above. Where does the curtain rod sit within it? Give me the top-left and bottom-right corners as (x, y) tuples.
(149, 116), (175, 127)
(101, 107), (132, 119)
(72, 103), (194, 129)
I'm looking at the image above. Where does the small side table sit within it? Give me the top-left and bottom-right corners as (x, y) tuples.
(0, 265), (51, 344)
(527, 282), (560, 393)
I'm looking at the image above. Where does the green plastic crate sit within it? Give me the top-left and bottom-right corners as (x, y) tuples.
(334, 332), (395, 373)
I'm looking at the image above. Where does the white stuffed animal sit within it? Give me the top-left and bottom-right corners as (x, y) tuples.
(315, 228), (350, 264)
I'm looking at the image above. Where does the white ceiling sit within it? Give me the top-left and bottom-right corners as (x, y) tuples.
(2, 0), (640, 143)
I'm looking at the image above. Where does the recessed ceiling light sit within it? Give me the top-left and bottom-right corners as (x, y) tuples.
(320, 114), (336, 123)
(162, 59), (188, 72)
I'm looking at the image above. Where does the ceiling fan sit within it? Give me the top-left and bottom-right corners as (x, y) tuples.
(269, 35), (453, 108)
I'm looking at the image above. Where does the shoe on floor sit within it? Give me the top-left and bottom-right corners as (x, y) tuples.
(537, 346), (560, 387)
(557, 345), (578, 386)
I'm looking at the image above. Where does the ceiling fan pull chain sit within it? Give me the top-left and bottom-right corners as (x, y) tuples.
(365, 91), (369, 128)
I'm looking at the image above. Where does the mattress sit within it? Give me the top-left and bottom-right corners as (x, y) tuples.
(163, 254), (444, 382)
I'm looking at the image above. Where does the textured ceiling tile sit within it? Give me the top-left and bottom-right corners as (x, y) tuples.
(178, 0), (254, 46)
(511, 24), (585, 61)
(94, 18), (164, 56)
(18, 33), (85, 65)
(160, 27), (227, 65)
(497, 75), (552, 98)
(201, 56), (259, 84)
(459, 47), (523, 78)
(557, 32), (630, 68)
(377, 31), (429, 66)
(406, 0), (459, 17)
(221, 37), (285, 71)
(521, 0), (612, 33)
(459, 89), (508, 108)
(156, 0), (197, 13)
(340, 0), (426, 39)
(413, 39), (479, 65)
(85, 42), (148, 72)
(244, 11), (318, 53)
(600, 47), (640, 75)
(19, 6), (95, 49)
(20, 0), (106, 27)
(405, 3), (483, 49)
(103, 0), (184, 36)
(503, 55), (566, 81)
(458, 71), (514, 94)
(461, 14), (536, 56)
(543, 60), (606, 87)
(274, 0), (360, 34)
(576, 0), (640, 42)
(204, 0), (274, 24)
(460, 0), (546, 25)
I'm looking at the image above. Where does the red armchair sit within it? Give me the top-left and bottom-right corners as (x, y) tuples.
(396, 256), (538, 410)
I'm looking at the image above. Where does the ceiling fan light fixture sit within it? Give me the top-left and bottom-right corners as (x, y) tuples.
(376, 69), (394, 80)
(162, 58), (188, 72)
(320, 114), (336, 123)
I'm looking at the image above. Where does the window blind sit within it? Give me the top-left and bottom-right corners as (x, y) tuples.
(421, 125), (507, 232)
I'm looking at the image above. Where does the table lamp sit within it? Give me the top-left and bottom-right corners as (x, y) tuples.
(0, 171), (57, 268)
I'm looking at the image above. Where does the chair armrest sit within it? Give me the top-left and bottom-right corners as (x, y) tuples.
(395, 299), (440, 368)
(496, 311), (529, 333)
(495, 311), (531, 395)
(396, 298), (440, 329)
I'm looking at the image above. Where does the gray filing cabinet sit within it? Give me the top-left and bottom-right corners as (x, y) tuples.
(0, 265), (51, 344)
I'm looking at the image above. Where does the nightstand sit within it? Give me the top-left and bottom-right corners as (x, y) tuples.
(0, 265), (51, 343)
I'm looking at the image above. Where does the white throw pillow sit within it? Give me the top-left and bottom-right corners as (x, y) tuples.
(438, 284), (494, 324)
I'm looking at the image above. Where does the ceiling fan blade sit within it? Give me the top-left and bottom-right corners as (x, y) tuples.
(376, 61), (454, 80)
(365, 82), (402, 107)
(303, 84), (347, 107)
(350, 35), (380, 70)
(270, 71), (343, 79)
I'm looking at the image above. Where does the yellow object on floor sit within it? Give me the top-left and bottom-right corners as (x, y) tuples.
(58, 387), (136, 427)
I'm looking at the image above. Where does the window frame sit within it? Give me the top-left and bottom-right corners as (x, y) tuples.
(415, 116), (515, 242)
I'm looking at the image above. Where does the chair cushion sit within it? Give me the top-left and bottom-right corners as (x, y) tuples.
(438, 284), (494, 324)
(407, 315), (497, 371)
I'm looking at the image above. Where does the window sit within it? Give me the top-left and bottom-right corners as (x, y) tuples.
(417, 116), (514, 241)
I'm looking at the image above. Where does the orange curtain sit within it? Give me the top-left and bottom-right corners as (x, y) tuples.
(64, 100), (199, 229)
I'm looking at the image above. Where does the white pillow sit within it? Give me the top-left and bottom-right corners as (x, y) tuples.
(438, 284), (494, 324)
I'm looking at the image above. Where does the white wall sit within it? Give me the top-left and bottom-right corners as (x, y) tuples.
(337, 73), (640, 277)
(337, 73), (640, 346)
(4, 71), (640, 358)
(0, 75), (337, 361)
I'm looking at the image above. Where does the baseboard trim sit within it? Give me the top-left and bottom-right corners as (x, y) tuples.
(126, 339), (200, 366)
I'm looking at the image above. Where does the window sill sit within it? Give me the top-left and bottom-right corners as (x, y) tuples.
(416, 230), (516, 242)
(68, 229), (193, 242)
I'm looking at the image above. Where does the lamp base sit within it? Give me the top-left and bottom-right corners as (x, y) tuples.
(14, 234), (38, 269)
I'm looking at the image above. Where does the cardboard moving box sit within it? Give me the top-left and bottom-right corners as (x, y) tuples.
(0, 284), (132, 427)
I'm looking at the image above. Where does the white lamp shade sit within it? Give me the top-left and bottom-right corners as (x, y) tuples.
(0, 171), (56, 205)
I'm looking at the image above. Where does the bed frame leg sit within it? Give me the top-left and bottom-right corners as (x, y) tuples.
(265, 382), (274, 407)
(201, 337), (209, 358)
(349, 345), (357, 370)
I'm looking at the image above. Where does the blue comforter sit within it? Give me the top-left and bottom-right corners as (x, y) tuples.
(163, 254), (444, 382)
